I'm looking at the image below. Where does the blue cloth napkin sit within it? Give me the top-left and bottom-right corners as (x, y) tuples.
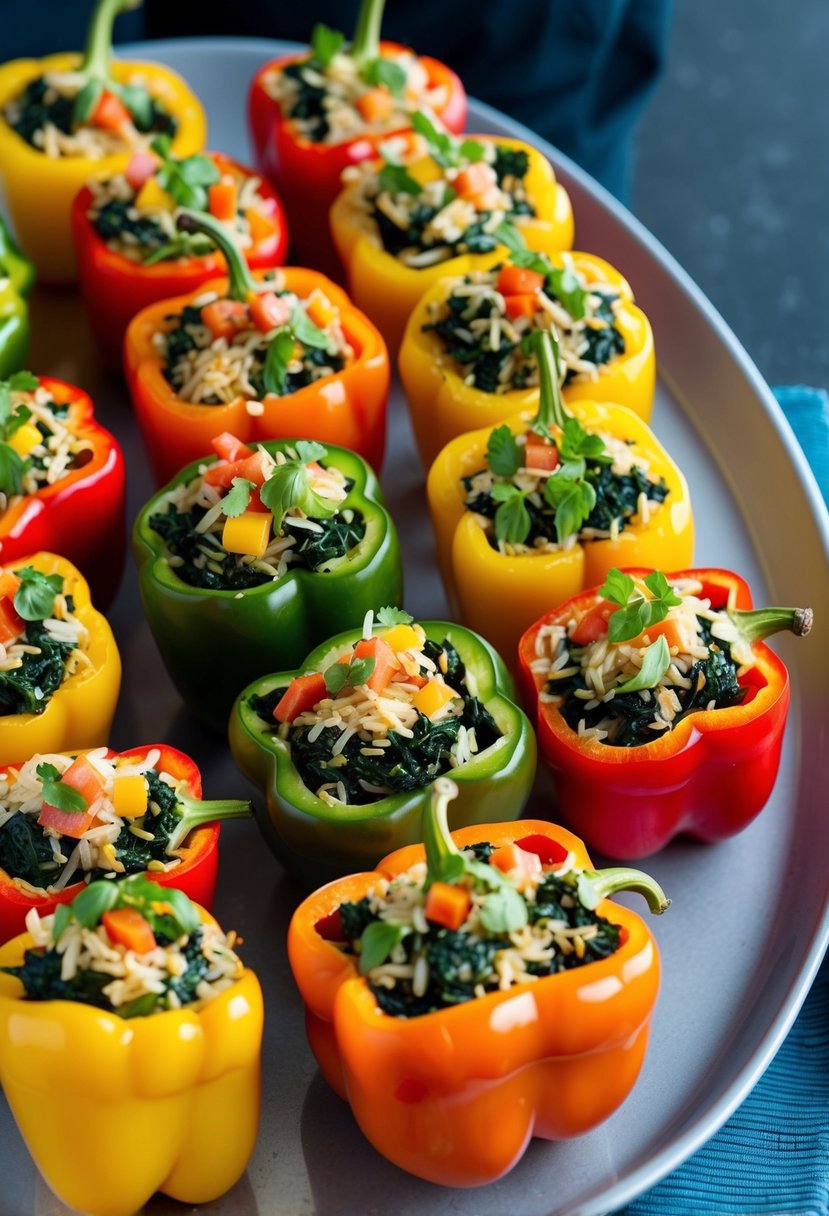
(619, 385), (829, 1216)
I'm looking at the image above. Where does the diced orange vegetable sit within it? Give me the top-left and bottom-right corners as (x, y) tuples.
(238, 450), (271, 485)
(569, 600), (620, 646)
(490, 842), (543, 879)
(424, 882), (471, 930)
(453, 161), (497, 200)
(208, 178), (238, 221)
(356, 87), (396, 123)
(273, 672), (328, 723)
(249, 291), (291, 334)
(497, 265), (545, 296)
(125, 151), (159, 191)
(503, 294), (538, 320)
(90, 90), (132, 133)
(350, 637), (400, 692)
(245, 206), (276, 244)
(211, 432), (254, 463)
(628, 615), (686, 652)
(524, 441), (559, 472)
(222, 510), (273, 558)
(37, 756), (106, 839)
(412, 679), (458, 718)
(102, 907), (156, 955)
(0, 572), (21, 601)
(305, 294), (338, 329)
(200, 298), (250, 341)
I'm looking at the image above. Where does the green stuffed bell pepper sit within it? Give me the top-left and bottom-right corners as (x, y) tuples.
(133, 434), (403, 733)
(229, 610), (537, 886)
(0, 218), (34, 378)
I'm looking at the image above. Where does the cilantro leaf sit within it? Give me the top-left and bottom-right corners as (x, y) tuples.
(114, 82), (154, 129)
(294, 440), (327, 463)
(615, 636), (672, 693)
(7, 371), (39, 393)
(151, 137), (220, 211)
(310, 22), (345, 67)
(600, 569), (635, 606)
(558, 416), (609, 463)
(361, 57), (407, 97)
(324, 654), (376, 696)
(644, 571), (682, 606)
(479, 886), (529, 934)
(492, 484), (531, 545)
(37, 763), (88, 815)
(410, 110), (452, 163)
(508, 248), (552, 278)
(378, 161), (421, 195)
(358, 920), (407, 973)
(543, 470), (597, 542)
(261, 330), (296, 396)
(486, 424), (522, 477)
(546, 266), (588, 319)
(376, 607), (413, 626)
(13, 568), (62, 621)
(220, 477), (254, 518)
(70, 881), (119, 929)
(259, 458), (339, 532)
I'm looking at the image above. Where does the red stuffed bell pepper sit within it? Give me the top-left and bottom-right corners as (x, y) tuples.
(518, 566), (813, 859)
(248, 0), (465, 274)
(72, 143), (289, 368)
(0, 742), (251, 943)
(0, 372), (125, 607)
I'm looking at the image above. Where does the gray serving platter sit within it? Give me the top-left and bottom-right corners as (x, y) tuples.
(1, 37), (827, 1216)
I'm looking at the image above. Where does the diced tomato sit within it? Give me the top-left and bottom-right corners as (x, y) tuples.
(343, 637), (400, 693)
(208, 178), (238, 221)
(249, 291), (292, 334)
(490, 842), (543, 879)
(356, 87), (396, 123)
(273, 673), (328, 723)
(627, 615), (686, 652)
(453, 161), (497, 200)
(102, 907), (156, 955)
(524, 442), (559, 472)
(201, 298), (250, 341)
(211, 433), (254, 463)
(497, 264), (545, 297)
(245, 206), (276, 245)
(0, 597), (23, 645)
(90, 90), (132, 133)
(37, 757), (106, 839)
(238, 450), (271, 485)
(503, 294), (538, 320)
(514, 834), (570, 867)
(425, 882), (471, 931)
(125, 150), (159, 191)
(569, 600), (620, 646)
(315, 908), (344, 941)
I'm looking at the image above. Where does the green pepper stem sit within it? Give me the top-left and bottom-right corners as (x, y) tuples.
(81, 0), (139, 79)
(423, 777), (461, 885)
(728, 605), (813, 643)
(578, 867), (671, 915)
(531, 329), (569, 435)
(165, 788), (252, 855)
(350, 0), (387, 64)
(176, 209), (256, 302)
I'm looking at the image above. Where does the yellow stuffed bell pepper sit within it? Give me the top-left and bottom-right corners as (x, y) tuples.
(0, 0), (206, 282)
(401, 247), (655, 469)
(427, 331), (693, 664)
(0, 874), (263, 1216)
(0, 551), (120, 764)
(330, 116), (573, 353)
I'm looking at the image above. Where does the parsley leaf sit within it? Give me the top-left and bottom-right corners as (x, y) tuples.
(376, 607), (413, 626)
(491, 483), (531, 545)
(602, 569), (683, 643)
(615, 636), (672, 692)
(558, 416), (610, 463)
(259, 456), (339, 532)
(310, 22), (345, 67)
(494, 220), (527, 254)
(294, 440), (327, 463)
(508, 248), (552, 278)
(290, 304), (330, 350)
(36, 763), (88, 815)
(543, 467), (597, 542)
(261, 330), (296, 396)
(378, 161), (421, 195)
(151, 137), (220, 211)
(361, 57), (407, 97)
(486, 424), (522, 477)
(600, 569), (635, 606)
(220, 477), (254, 518)
(358, 920), (407, 973)
(324, 654), (376, 696)
(13, 567), (62, 621)
(546, 266), (588, 319)
(0, 445), (27, 498)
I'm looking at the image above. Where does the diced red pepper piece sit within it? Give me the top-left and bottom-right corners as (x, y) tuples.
(514, 834), (570, 867)
(249, 291), (291, 334)
(102, 907), (156, 954)
(273, 673), (328, 723)
(424, 882), (471, 930)
(569, 600), (620, 646)
(125, 151), (159, 191)
(497, 265), (545, 297)
(315, 908), (344, 941)
(503, 294), (539, 320)
(90, 90), (132, 133)
(490, 842), (543, 879)
(343, 637), (400, 693)
(211, 432), (254, 463)
(201, 299), (250, 341)
(524, 442), (560, 472)
(208, 179), (238, 221)
(37, 757), (106, 839)
(0, 573), (22, 644)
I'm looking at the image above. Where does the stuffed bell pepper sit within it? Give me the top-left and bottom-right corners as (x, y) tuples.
(0, 219), (35, 379)
(134, 437), (402, 733)
(0, 743), (251, 943)
(289, 777), (668, 1186)
(0, 372), (125, 606)
(0, 0), (206, 283)
(0, 552), (120, 766)
(330, 114), (574, 353)
(518, 566), (813, 859)
(427, 332), (692, 663)
(72, 137), (289, 367)
(230, 608), (536, 886)
(248, 0), (466, 273)
(0, 874), (262, 1216)
(401, 243), (656, 469)
(124, 210), (389, 482)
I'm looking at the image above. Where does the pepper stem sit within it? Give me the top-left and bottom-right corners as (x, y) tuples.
(176, 209), (257, 302)
(530, 329), (569, 435)
(728, 605), (814, 643)
(423, 777), (463, 886)
(164, 786), (252, 855)
(81, 0), (139, 79)
(578, 867), (671, 915)
(350, 0), (387, 64)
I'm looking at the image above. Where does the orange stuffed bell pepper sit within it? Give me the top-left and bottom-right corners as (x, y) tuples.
(0, 874), (262, 1216)
(401, 243), (655, 469)
(72, 142), (288, 368)
(0, 0), (206, 283)
(0, 552), (120, 766)
(330, 113), (574, 352)
(124, 209), (389, 483)
(247, 0), (466, 275)
(426, 331), (692, 664)
(288, 777), (668, 1187)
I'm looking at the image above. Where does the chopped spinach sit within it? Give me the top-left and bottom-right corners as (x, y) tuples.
(7, 74), (176, 149)
(0, 621), (76, 717)
(281, 61), (330, 142)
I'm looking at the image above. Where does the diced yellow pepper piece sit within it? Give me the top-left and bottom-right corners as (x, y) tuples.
(112, 774), (148, 819)
(305, 293), (339, 329)
(406, 156), (444, 187)
(222, 510), (273, 558)
(135, 177), (174, 212)
(382, 623), (422, 653)
(412, 680), (458, 719)
(7, 423), (42, 457)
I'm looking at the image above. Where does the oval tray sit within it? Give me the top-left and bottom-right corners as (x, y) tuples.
(1, 37), (828, 1216)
